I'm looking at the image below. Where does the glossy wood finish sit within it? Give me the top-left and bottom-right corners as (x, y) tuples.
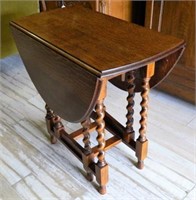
(110, 48), (184, 92)
(10, 5), (185, 195)
(10, 6), (184, 77)
(81, 119), (92, 154)
(10, 27), (101, 123)
(124, 71), (135, 142)
(81, 118), (94, 182)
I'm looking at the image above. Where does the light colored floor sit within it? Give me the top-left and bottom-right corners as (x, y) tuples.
(0, 54), (196, 200)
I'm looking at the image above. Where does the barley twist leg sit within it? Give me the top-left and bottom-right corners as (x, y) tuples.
(124, 71), (135, 142)
(81, 118), (94, 181)
(95, 99), (108, 194)
(96, 99), (106, 167)
(136, 77), (150, 169)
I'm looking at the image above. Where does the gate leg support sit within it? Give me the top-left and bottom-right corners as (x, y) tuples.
(81, 119), (94, 181)
(95, 79), (108, 194)
(136, 62), (155, 169)
(124, 70), (135, 143)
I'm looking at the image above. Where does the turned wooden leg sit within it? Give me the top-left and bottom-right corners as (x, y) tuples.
(96, 100), (106, 167)
(81, 118), (91, 153)
(136, 63), (155, 169)
(45, 104), (57, 144)
(124, 71), (135, 143)
(45, 104), (64, 144)
(53, 115), (64, 139)
(136, 77), (149, 169)
(95, 99), (108, 195)
(81, 118), (94, 182)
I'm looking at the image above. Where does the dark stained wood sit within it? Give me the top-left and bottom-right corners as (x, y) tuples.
(53, 115), (64, 139)
(110, 48), (184, 92)
(91, 111), (136, 151)
(94, 79), (108, 195)
(124, 71), (135, 142)
(82, 152), (95, 182)
(11, 27), (102, 123)
(10, 5), (186, 195)
(45, 110), (112, 194)
(95, 99), (106, 167)
(10, 5), (184, 77)
(145, 1), (195, 104)
(81, 119), (91, 154)
(81, 118), (94, 182)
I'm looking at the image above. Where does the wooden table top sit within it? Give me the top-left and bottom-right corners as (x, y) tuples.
(11, 5), (184, 77)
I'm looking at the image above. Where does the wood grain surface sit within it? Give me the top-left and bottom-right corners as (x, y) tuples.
(11, 27), (101, 123)
(10, 5), (186, 125)
(10, 5), (184, 77)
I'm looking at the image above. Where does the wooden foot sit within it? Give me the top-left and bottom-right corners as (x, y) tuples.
(86, 172), (94, 182)
(136, 139), (148, 169)
(98, 185), (107, 195)
(53, 115), (64, 138)
(137, 160), (144, 169)
(51, 135), (57, 144)
(45, 104), (64, 144)
(95, 163), (108, 195)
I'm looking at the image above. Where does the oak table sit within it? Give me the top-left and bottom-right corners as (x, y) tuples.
(10, 5), (185, 194)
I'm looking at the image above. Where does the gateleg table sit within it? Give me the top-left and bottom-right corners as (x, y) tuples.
(10, 5), (185, 194)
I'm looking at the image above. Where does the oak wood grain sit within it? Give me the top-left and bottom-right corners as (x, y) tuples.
(11, 27), (101, 123)
(10, 5), (184, 77)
